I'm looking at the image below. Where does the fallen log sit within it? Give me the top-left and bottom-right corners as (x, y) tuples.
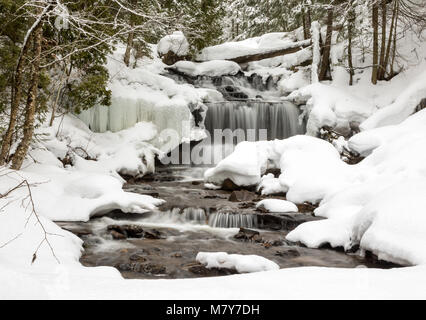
(197, 40), (312, 65)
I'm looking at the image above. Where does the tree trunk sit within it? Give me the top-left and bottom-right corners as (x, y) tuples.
(382, 0), (397, 79)
(372, 0), (379, 84)
(348, 2), (355, 85)
(123, 0), (136, 67)
(11, 22), (43, 170)
(319, 6), (334, 81)
(123, 29), (134, 67)
(391, 0), (399, 77)
(378, 0), (387, 80)
(0, 34), (32, 165)
(302, 9), (309, 40)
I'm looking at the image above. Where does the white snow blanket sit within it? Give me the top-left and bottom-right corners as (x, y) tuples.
(196, 252), (279, 273)
(256, 199), (298, 213)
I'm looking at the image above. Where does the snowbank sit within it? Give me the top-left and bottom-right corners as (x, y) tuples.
(168, 60), (241, 77)
(158, 31), (190, 57)
(256, 199), (298, 213)
(287, 83), (376, 136)
(205, 109), (426, 266)
(196, 252), (279, 273)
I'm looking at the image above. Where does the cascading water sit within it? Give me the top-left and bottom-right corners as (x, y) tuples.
(204, 101), (305, 141)
(141, 207), (258, 229)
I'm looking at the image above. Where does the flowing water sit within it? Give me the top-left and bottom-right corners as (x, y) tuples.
(59, 166), (399, 280)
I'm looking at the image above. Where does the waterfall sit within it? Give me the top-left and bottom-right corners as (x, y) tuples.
(204, 101), (305, 141)
(142, 207), (258, 229)
(208, 212), (258, 229)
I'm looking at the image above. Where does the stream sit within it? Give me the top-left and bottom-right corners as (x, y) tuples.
(59, 166), (399, 280)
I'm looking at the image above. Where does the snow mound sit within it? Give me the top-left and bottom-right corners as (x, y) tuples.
(168, 60), (241, 77)
(158, 31), (189, 56)
(287, 83), (376, 136)
(256, 199), (298, 213)
(196, 252), (279, 273)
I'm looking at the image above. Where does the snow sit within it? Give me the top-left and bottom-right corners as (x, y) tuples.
(168, 60), (241, 77)
(205, 108), (426, 266)
(256, 199), (298, 213)
(157, 31), (190, 57)
(287, 82), (376, 136)
(197, 32), (310, 62)
(196, 252), (279, 273)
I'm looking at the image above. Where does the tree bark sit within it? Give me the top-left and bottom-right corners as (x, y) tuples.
(0, 34), (32, 165)
(378, 0), (387, 80)
(319, 6), (334, 81)
(372, 0), (379, 84)
(348, 2), (355, 85)
(382, 0), (397, 79)
(302, 9), (309, 40)
(11, 22), (43, 170)
(123, 0), (137, 67)
(123, 28), (134, 67)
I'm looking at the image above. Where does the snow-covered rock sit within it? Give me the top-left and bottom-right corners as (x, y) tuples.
(196, 252), (279, 273)
(157, 31), (190, 57)
(256, 199), (298, 213)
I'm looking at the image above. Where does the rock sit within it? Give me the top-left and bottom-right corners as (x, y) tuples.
(140, 263), (166, 275)
(171, 252), (182, 258)
(107, 224), (144, 239)
(129, 254), (147, 262)
(238, 202), (256, 209)
(265, 168), (281, 178)
(234, 228), (260, 241)
(221, 179), (240, 191)
(186, 263), (237, 276)
(110, 230), (126, 240)
(192, 181), (202, 186)
(229, 190), (256, 202)
(275, 249), (301, 258)
(144, 229), (162, 240)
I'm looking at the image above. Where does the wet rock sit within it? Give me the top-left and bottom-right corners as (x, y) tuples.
(221, 179), (241, 191)
(171, 252), (182, 258)
(256, 213), (323, 231)
(138, 191), (160, 198)
(144, 229), (162, 240)
(129, 254), (147, 262)
(110, 230), (126, 240)
(140, 263), (166, 275)
(192, 181), (202, 186)
(107, 224), (144, 239)
(229, 190), (257, 202)
(186, 263), (237, 276)
(275, 249), (301, 258)
(234, 228), (260, 241)
(265, 168), (281, 178)
(238, 202), (256, 209)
